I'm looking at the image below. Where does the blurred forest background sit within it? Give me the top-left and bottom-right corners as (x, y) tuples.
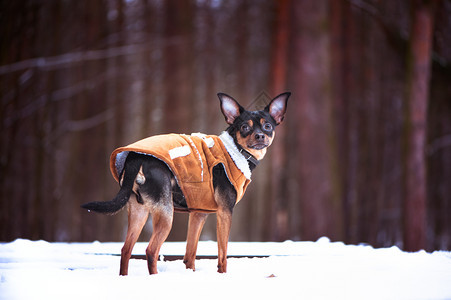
(1, 0), (450, 252)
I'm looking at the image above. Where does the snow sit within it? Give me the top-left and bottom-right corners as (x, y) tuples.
(1, 238), (451, 300)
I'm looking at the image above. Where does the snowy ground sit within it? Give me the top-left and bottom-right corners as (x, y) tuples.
(1, 238), (451, 300)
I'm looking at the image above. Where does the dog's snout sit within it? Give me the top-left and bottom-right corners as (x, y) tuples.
(255, 133), (265, 140)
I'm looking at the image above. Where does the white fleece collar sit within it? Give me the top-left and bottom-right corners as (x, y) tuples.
(219, 131), (252, 180)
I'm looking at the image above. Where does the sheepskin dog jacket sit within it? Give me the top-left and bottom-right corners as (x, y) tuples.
(110, 132), (252, 212)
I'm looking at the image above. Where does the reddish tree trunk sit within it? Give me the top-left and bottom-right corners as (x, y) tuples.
(403, 0), (436, 251)
(268, 0), (291, 241)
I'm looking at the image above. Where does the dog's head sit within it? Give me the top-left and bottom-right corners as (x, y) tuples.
(218, 92), (291, 161)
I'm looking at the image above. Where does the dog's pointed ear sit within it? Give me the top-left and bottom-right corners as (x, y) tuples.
(218, 93), (244, 125)
(265, 92), (291, 125)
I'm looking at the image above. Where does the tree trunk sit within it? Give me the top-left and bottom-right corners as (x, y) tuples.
(268, 0), (290, 241)
(292, 0), (343, 241)
(403, 0), (436, 251)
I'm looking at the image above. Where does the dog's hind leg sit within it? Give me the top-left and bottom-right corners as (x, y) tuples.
(146, 204), (173, 275)
(183, 212), (208, 270)
(120, 194), (150, 276)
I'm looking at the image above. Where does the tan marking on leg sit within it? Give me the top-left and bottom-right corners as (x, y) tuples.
(184, 212), (209, 270)
(120, 194), (150, 275)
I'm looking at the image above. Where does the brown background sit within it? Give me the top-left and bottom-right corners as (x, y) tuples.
(1, 0), (450, 252)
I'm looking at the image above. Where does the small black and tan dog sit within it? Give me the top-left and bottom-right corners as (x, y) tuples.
(82, 92), (290, 275)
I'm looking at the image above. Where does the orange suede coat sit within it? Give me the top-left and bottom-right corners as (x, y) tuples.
(110, 132), (252, 212)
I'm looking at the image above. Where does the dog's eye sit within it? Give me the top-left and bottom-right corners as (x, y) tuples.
(263, 123), (273, 131)
(241, 124), (251, 133)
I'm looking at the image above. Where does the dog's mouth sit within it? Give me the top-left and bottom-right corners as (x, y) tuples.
(248, 143), (269, 150)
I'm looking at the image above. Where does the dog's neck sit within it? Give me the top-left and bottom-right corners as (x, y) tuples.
(219, 131), (258, 179)
(237, 147), (259, 169)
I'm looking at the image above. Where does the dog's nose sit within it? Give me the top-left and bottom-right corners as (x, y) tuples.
(255, 133), (265, 140)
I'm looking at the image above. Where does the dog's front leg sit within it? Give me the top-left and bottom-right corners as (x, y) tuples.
(184, 212), (208, 270)
(216, 207), (232, 273)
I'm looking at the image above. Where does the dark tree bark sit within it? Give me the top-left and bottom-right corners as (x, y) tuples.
(292, 0), (343, 242)
(268, 0), (291, 241)
(403, 0), (437, 251)
(163, 0), (194, 134)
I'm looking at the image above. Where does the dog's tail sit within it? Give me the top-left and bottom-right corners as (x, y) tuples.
(81, 155), (140, 214)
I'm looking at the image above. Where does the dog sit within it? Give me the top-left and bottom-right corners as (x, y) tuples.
(82, 92), (290, 275)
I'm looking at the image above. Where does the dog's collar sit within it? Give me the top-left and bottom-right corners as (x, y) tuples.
(239, 148), (260, 167)
(219, 131), (253, 180)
